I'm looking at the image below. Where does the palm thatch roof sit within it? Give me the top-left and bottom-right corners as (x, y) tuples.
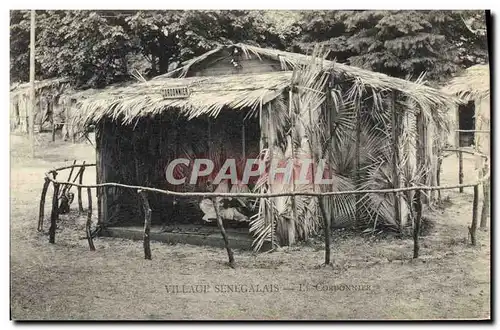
(73, 43), (456, 128)
(160, 43), (456, 109)
(442, 64), (490, 102)
(74, 71), (293, 127)
(10, 77), (70, 98)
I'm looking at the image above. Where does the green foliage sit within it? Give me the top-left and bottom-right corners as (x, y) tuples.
(297, 10), (489, 82)
(10, 10), (301, 85)
(10, 10), (133, 88)
(125, 10), (302, 77)
(38, 11), (132, 88)
(125, 11), (183, 77)
(10, 10), (489, 88)
(10, 10), (31, 83)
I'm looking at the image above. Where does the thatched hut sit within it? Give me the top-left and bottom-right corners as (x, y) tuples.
(10, 77), (70, 132)
(74, 43), (454, 249)
(443, 64), (490, 154)
(9, 77), (133, 141)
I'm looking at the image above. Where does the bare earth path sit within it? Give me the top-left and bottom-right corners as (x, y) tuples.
(10, 133), (490, 320)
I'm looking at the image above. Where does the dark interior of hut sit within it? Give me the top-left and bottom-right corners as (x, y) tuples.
(458, 101), (475, 147)
(97, 110), (262, 232)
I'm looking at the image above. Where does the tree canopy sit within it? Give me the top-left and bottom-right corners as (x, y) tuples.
(296, 10), (489, 82)
(10, 10), (488, 88)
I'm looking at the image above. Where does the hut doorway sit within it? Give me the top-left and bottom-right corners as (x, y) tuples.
(96, 111), (267, 250)
(458, 101), (475, 147)
(97, 111), (262, 230)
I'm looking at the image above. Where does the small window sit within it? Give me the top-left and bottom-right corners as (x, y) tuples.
(458, 101), (475, 147)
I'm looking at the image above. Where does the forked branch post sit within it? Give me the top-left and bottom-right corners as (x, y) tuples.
(138, 190), (152, 260)
(49, 182), (60, 244)
(86, 187), (95, 251)
(469, 185), (479, 245)
(212, 197), (235, 267)
(413, 189), (423, 258)
(38, 177), (50, 232)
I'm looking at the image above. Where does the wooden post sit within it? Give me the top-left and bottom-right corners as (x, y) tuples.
(38, 95), (44, 129)
(413, 189), (422, 258)
(259, 101), (265, 150)
(469, 184), (479, 245)
(267, 103), (279, 247)
(258, 101), (274, 247)
(436, 156), (443, 202)
(78, 162), (86, 213)
(96, 124), (103, 225)
(86, 188), (95, 251)
(66, 159), (77, 181)
(52, 120), (56, 142)
(458, 151), (464, 193)
(60, 160), (77, 198)
(416, 108), (425, 188)
(242, 120), (246, 160)
(206, 115), (234, 265)
(390, 91), (401, 227)
(480, 160), (490, 228)
(28, 9), (36, 158)
(138, 190), (152, 260)
(355, 98), (361, 227)
(49, 182), (60, 244)
(212, 197), (235, 267)
(289, 90), (298, 235)
(71, 118), (76, 144)
(38, 177), (50, 231)
(318, 196), (332, 265)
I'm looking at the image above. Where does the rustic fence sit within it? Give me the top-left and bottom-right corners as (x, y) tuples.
(39, 161), (490, 267)
(452, 128), (490, 188)
(442, 129), (490, 225)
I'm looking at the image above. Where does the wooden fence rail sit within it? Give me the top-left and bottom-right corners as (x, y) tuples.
(442, 149), (488, 159)
(39, 162), (490, 266)
(44, 171), (490, 199)
(454, 129), (490, 133)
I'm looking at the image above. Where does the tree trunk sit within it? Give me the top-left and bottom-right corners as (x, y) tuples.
(150, 53), (157, 77)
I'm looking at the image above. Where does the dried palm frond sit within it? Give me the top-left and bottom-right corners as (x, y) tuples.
(158, 42), (455, 110)
(249, 45), (333, 248)
(443, 64), (490, 102)
(69, 43), (457, 137)
(73, 72), (293, 128)
(10, 77), (70, 98)
(130, 69), (147, 83)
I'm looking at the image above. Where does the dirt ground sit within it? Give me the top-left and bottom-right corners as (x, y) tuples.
(10, 133), (491, 320)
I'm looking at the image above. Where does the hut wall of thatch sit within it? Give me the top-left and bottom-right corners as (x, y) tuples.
(10, 78), (70, 132)
(475, 95), (490, 155)
(443, 65), (490, 155)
